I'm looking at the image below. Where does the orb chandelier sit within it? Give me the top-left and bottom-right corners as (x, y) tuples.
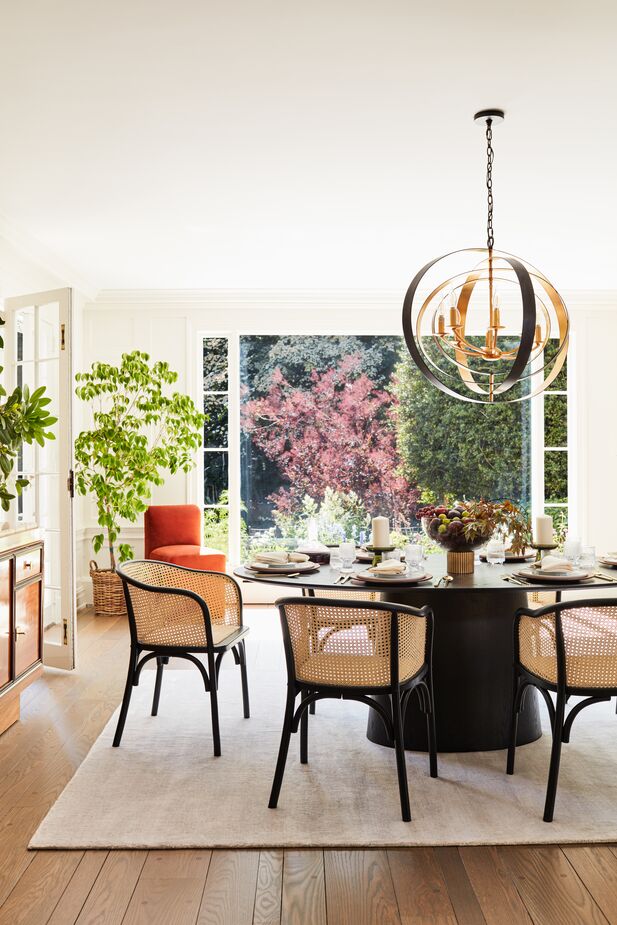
(402, 109), (569, 403)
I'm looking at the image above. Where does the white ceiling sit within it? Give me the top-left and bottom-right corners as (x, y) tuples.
(1, 0), (616, 293)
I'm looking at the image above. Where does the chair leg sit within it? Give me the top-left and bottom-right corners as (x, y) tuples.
(207, 653), (222, 757)
(238, 640), (250, 719)
(113, 647), (137, 747)
(507, 674), (524, 775)
(151, 657), (165, 716)
(392, 690), (411, 822)
(309, 701), (316, 715)
(269, 686), (296, 809)
(543, 694), (566, 823)
(300, 691), (309, 764)
(424, 679), (438, 779)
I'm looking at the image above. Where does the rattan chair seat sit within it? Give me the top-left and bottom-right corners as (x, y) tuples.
(142, 621), (246, 650)
(519, 652), (617, 688)
(296, 652), (422, 688)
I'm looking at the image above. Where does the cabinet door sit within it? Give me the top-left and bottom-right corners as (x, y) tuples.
(0, 559), (10, 687)
(14, 580), (41, 678)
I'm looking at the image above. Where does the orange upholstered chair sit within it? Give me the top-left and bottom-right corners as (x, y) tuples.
(144, 505), (226, 573)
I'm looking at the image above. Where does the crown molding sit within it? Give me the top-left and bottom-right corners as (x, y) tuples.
(89, 288), (404, 306)
(89, 287), (617, 312)
(0, 211), (98, 300)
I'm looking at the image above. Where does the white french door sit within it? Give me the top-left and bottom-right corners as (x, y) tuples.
(3, 288), (75, 669)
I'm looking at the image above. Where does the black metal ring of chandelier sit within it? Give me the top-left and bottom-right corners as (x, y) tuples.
(401, 110), (569, 404)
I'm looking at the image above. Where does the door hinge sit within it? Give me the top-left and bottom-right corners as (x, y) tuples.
(60, 323), (66, 351)
(67, 469), (74, 497)
(63, 618), (68, 645)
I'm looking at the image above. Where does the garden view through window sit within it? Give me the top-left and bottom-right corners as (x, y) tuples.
(202, 335), (568, 556)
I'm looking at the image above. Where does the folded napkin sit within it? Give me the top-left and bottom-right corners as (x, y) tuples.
(252, 551), (309, 565)
(540, 555), (574, 571)
(368, 560), (406, 575)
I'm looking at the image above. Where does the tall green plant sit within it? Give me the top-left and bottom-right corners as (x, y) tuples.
(0, 317), (57, 511)
(74, 351), (204, 570)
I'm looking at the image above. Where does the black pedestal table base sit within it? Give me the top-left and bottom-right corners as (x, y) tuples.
(367, 588), (542, 753)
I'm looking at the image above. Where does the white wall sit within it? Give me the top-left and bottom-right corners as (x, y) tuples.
(75, 290), (617, 602)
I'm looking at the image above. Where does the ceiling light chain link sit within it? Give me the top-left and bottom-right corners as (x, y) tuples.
(486, 118), (495, 250)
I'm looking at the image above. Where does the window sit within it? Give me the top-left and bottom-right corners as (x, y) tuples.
(541, 340), (569, 537)
(203, 337), (230, 554)
(202, 332), (569, 558)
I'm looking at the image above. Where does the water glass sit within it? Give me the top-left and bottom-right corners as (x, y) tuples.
(405, 544), (423, 573)
(486, 538), (506, 565)
(579, 545), (596, 570)
(329, 547), (343, 571)
(339, 542), (356, 573)
(563, 535), (582, 564)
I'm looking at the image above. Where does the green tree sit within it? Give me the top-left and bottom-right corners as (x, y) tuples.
(75, 351), (204, 569)
(394, 351), (531, 503)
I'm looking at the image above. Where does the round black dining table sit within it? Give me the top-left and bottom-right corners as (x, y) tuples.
(233, 555), (617, 753)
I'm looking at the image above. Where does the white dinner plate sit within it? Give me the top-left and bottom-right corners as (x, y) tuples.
(515, 567), (591, 583)
(351, 570), (432, 585)
(599, 557), (617, 569)
(246, 560), (319, 574)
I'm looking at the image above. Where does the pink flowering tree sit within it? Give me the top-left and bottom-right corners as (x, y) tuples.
(242, 356), (418, 526)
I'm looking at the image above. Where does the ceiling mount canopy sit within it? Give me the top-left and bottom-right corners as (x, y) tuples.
(402, 109), (569, 404)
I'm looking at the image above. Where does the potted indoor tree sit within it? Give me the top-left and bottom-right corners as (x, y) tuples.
(0, 316), (57, 515)
(75, 351), (204, 615)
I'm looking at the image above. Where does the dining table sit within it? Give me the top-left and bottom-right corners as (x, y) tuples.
(233, 555), (617, 753)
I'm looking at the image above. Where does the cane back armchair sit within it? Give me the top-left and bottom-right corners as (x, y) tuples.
(269, 596), (437, 822)
(115, 560), (249, 756)
(508, 597), (617, 822)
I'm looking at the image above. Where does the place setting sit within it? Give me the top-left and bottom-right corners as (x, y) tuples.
(244, 550), (321, 578)
(349, 519), (432, 585)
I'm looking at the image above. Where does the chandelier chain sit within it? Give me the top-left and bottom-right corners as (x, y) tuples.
(486, 118), (494, 250)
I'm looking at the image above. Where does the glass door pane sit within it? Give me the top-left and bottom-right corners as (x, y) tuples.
(3, 290), (75, 669)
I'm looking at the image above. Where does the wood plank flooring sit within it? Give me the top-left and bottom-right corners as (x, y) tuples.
(0, 608), (616, 924)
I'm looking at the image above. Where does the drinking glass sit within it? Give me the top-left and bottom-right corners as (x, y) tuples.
(486, 538), (506, 565)
(405, 544), (423, 574)
(329, 547), (343, 572)
(579, 546), (596, 570)
(339, 542), (356, 573)
(563, 535), (582, 564)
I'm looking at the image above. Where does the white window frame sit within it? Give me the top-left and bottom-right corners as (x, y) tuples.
(530, 334), (575, 534)
(197, 326), (576, 564)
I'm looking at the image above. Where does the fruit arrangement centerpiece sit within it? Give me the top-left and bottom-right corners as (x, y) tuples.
(420, 503), (491, 552)
(418, 500), (530, 574)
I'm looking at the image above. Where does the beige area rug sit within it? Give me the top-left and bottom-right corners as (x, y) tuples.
(31, 610), (617, 848)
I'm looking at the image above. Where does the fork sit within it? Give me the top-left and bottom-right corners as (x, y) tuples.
(594, 572), (617, 583)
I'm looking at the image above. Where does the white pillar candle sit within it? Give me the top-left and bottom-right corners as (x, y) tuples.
(371, 516), (390, 547)
(534, 514), (554, 545)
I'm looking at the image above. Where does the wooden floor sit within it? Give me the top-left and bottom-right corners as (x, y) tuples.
(1, 610), (617, 924)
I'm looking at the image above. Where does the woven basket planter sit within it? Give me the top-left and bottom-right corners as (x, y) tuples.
(89, 560), (127, 616)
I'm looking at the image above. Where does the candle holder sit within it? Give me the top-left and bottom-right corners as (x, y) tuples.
(531, 542), (558, 563)
(365, 545), (395, 566)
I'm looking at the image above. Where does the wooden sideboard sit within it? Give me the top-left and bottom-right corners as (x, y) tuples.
(0, 529), (44, 735)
